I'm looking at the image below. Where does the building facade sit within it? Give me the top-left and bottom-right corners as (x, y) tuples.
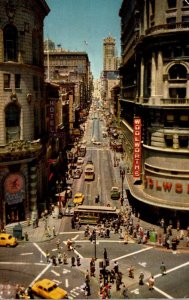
(0, 0), (50, 227)
(119, 0), (189, 226)
(44, 47), (92, 140)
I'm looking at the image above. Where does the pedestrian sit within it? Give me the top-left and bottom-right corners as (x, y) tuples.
(57, 252), (62, 264)
(56, 239), (61, 250)
(128, 265), (134, 278)
(76, 255), (81, 266)
(85, 282), (91, 296)
(67, 239), (72, 251)
(52, 226), (56, 237)
(46, 250), (50, 263)
(52, 255), (57, 266)
(24, 231), (29, 241)
(27, 286), (33, 299)
(113, 261), (119, 274)
(35, 218), (39, 227)
(71, 256), (75, 267)
(139, 272), (144, 285)
(122, 285), (129, 299)
(85, 270), (90, 285)
(148, 275), (155, 290)
(160, 262), (166, 275)
(109, 269), (115, 283)
(63, 252), (68, 264)
(115, 275), (121, 291)
(104, 248), (108, 260)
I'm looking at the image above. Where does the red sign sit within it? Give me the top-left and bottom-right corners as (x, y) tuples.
(133, 116), (142, 179)
(48, 100), (56, 133)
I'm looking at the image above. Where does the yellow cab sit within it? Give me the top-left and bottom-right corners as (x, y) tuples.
(31, 279), (68, 299)
(0, 233), (18, 247)
(73, 192), (84, 205)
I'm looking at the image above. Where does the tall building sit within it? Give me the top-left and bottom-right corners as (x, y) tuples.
(0, 0), (50, 227)
(102, 37), (120, 112)
(119, 0), (189, 226)
(103, 37), (117, 72)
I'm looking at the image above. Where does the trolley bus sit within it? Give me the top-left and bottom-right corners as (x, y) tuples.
(73, 205), (120, 225)
(84, 160), (95, 181)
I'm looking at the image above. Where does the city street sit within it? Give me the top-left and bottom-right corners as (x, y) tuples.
(1, 112), (189, 299)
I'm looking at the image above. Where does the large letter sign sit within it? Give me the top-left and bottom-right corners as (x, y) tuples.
(133, 116), (142, 179)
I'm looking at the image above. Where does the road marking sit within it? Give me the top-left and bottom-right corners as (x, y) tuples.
(131, 288), (139, 294)
(138, 261), (147, 267)
(144, 261), (189, 299)
(59, 231), (84, 234)
(73, 248), (84, 258)
(154, 261), (189, 279)
(62, 268), (71, 274)
(72, 235), (79, 240)
(0, 262), (46, 266)
(51, 270), (60, 276)
(29, 263), (52, 287)
(20, 252), (33, 256)
(53, 279), (62, 284)
(65, 279), (69, 288)
(111, 246), (153, 262)
(33, 242), (46, 257)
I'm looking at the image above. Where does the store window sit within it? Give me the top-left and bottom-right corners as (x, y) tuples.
(164, 135), (173, 147)
(3, 24), (18, 62)
(179, 136), (188, 148)
(167, 17), (176, 24)
(179, 115), (189, 127)
(165, 114), (174, 127)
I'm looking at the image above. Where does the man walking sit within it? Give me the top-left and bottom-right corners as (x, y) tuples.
(160, 262), (166, 275)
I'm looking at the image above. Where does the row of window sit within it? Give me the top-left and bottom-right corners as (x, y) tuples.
(167, 0), (189, 9)
(164, 135), (188, 148)
(3, 74), (43, 92)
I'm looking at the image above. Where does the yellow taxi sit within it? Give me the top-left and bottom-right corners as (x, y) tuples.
(0, 233), (18, 247)
(31, 279), (68, 299)
(73, 192), (85, 205)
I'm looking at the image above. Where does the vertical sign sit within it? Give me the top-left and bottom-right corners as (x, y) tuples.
(49, 100), (56, 136)
(133, 116), (142, 179)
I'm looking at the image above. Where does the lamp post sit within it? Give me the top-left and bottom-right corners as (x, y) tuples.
(56, 179), (63, 210)
(120, 167), (125, 206)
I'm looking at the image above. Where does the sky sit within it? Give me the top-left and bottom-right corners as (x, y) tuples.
(44, 0), (122, 79)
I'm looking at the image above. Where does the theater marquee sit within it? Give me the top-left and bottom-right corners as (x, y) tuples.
(133, 116), (142, 179)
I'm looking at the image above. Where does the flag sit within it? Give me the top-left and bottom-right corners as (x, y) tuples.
(84, 40), (88, 45)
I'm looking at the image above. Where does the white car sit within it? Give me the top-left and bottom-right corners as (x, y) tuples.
(77, 157), (84, 164)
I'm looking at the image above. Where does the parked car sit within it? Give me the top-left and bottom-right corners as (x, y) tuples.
(77, 157), (84, 164)
(110, 186), (120, 200)
(0, 233), (18, 247)
(76, 165), (83, 174)
(73, 192), (85, 205)
(31, 279), (68, 299)
(73, 169), (82, 179)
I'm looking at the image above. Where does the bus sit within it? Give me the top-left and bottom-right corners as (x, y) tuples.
(84, 160), (95, 181)
(73, 205), (120, 225)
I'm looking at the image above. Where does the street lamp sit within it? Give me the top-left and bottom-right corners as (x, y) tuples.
(120, 167), (125, 206)
(56, 179), (63, 209)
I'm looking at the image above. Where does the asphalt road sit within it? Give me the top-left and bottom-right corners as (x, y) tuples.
(1, 115), (189, 299)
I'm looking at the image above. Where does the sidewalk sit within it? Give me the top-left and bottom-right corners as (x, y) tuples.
(5, 215), (63, 243)
(111, 150), (189, 252)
